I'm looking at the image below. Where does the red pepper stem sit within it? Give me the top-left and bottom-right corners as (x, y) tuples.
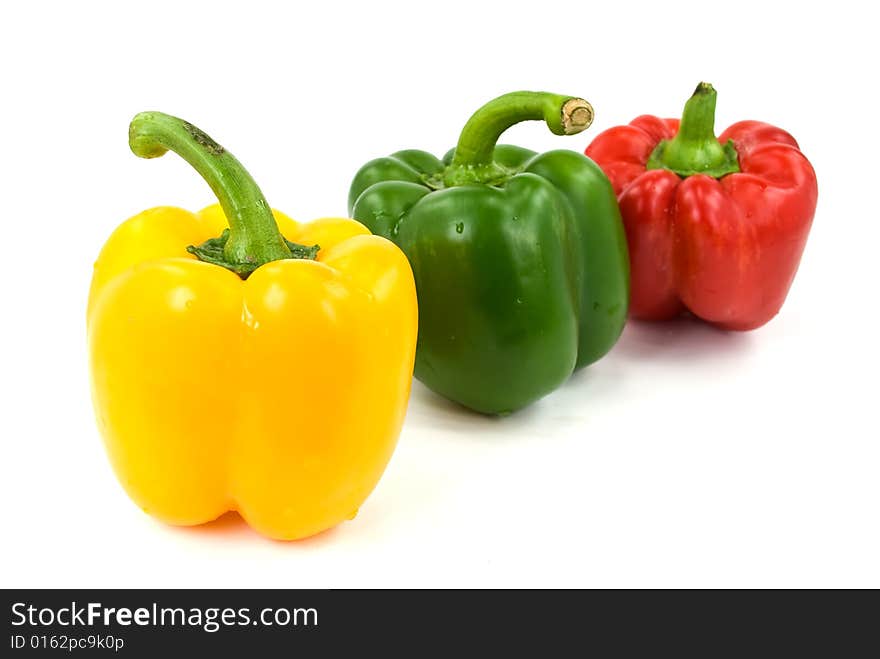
(646, 83), (741, 179)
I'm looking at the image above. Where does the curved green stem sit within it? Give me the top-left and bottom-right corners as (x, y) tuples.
(129, 112), (315, 277)
(646, 82), (740, 178)
(444, 92), (594, 186)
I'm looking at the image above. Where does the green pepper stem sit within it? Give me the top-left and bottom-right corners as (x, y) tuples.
(646, 82), (740, 178)
(129, 112), (292, 270)
(446, 92), (593, 184)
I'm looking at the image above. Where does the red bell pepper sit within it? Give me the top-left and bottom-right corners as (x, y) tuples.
(586, 83), (817, 330)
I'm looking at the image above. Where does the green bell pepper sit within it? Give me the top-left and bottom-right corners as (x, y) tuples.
(348, 91), (629, 415)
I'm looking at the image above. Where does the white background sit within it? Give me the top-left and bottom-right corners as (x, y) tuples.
(1, 1), (877, 588)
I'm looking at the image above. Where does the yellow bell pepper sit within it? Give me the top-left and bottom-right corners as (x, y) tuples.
(87, 112), (417, 540)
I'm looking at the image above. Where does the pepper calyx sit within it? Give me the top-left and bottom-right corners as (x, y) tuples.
(188, 229), (319, 279)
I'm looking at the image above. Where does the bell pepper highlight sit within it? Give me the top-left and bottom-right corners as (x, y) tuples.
(88, 112), (417, 540)
(586, 83), (818, 330)
(349, 92), (629, 415)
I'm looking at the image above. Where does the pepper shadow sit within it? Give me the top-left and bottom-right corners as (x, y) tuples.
(613, 315), (756, 363)
(403, 377), (585, 441)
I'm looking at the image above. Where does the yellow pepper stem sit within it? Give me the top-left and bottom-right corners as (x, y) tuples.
(129, 112), (317, 278)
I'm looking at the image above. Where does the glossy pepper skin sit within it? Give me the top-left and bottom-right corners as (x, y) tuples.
(586, 83), (818, 330)
(349, 92), (629, 415)
(88, 112), (417, 540)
